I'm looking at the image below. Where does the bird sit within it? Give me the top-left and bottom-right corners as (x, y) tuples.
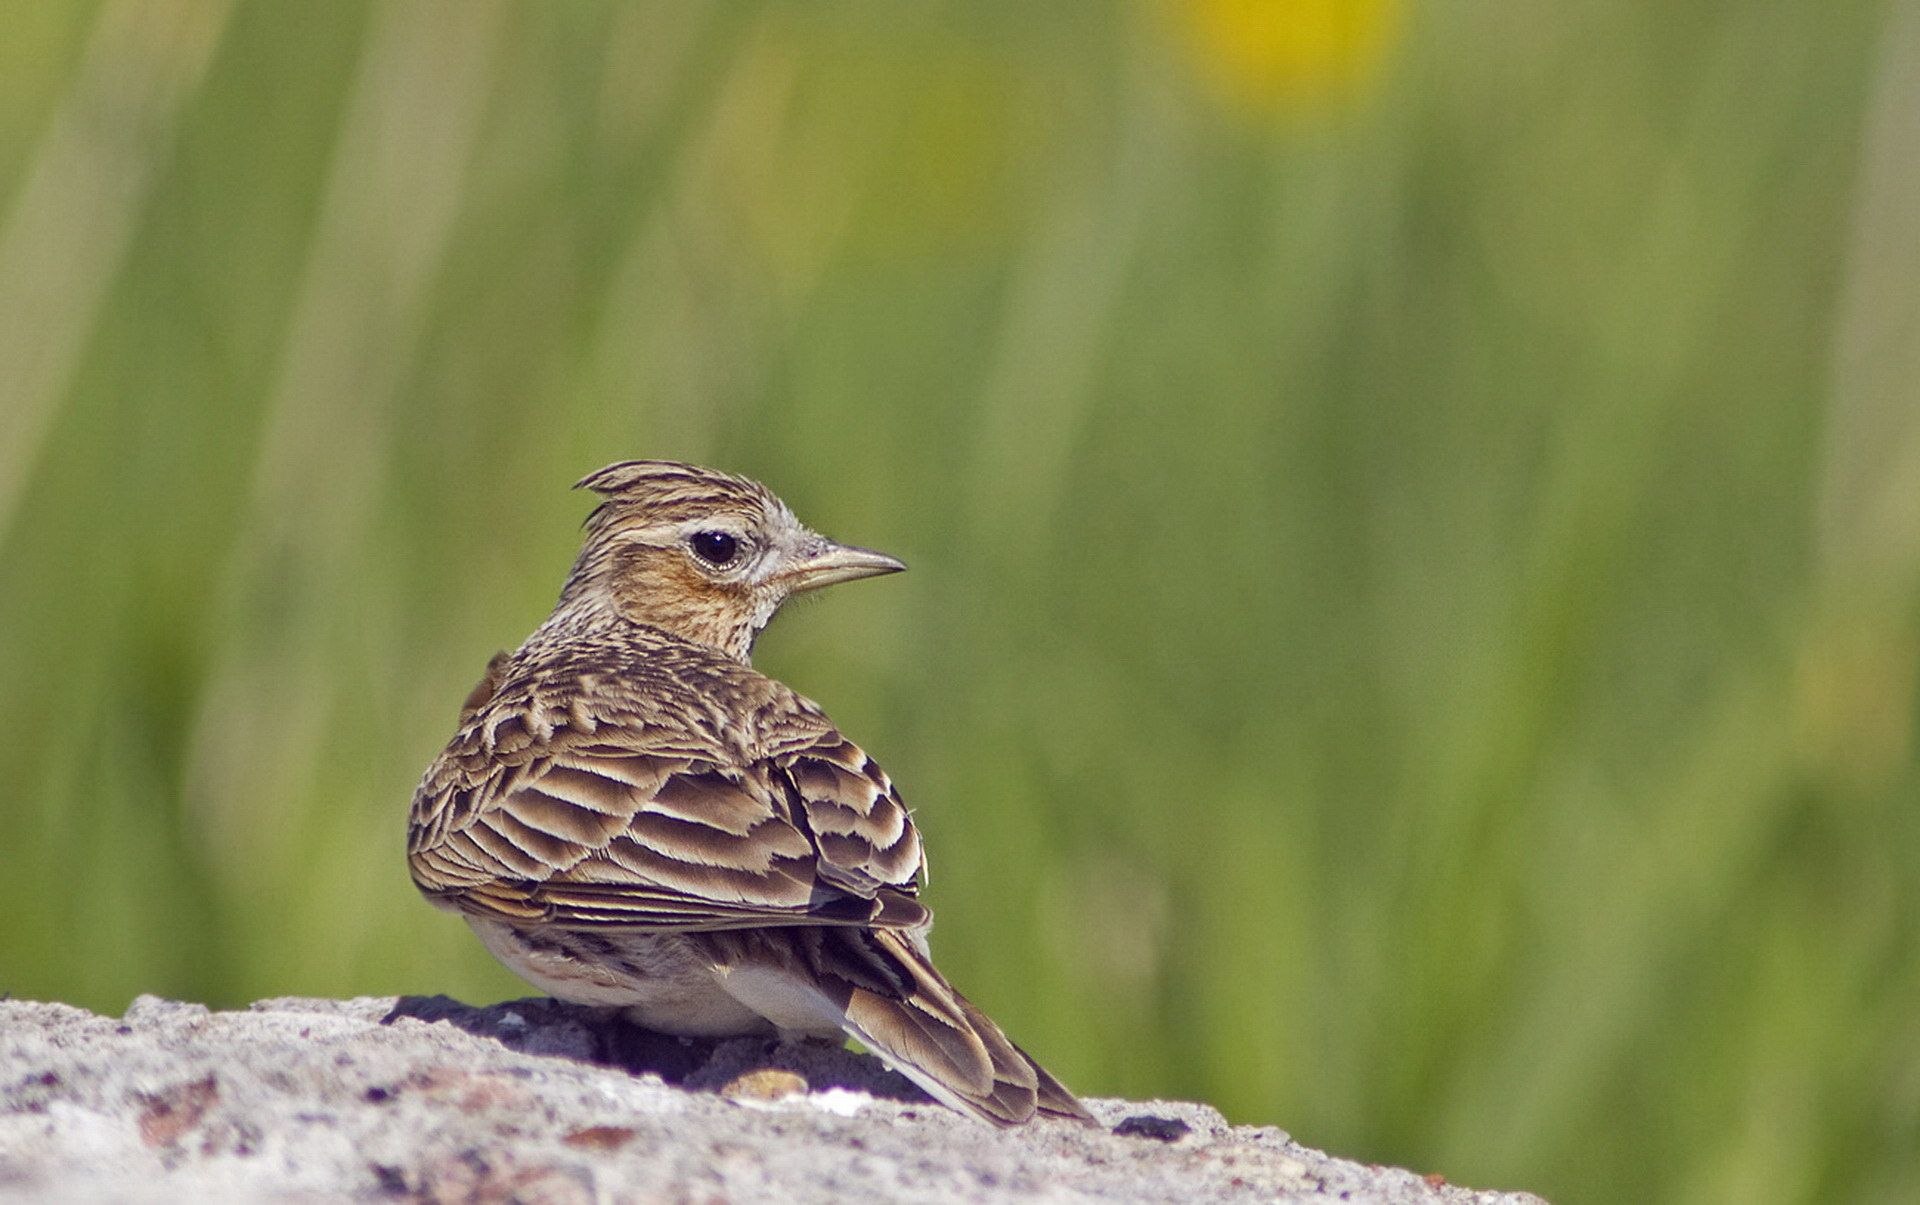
(407, 459), (1093, 1126)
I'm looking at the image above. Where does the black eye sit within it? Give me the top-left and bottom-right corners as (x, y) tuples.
(688, 530), (740, 567)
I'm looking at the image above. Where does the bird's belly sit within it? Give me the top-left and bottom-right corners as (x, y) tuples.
(466, 918), (772, 1037)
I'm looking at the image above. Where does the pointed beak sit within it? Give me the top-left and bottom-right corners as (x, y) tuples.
(782, 539), (906, 593)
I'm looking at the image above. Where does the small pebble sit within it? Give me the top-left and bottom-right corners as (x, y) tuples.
(720, 1068), (809, 1102)
(1114, 1115), (1192, 1142)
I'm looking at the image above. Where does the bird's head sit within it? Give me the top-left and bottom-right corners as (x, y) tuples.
(563, 460), (904, 661)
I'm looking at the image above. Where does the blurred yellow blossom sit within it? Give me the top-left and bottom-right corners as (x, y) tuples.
(1174, 0), (1401, 111)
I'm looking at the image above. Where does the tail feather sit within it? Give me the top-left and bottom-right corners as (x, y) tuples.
(704, 925), (1096, 1126)
(1020, 1039), (1097, 1122)
(842, 930), (1095, 1126)
(843, 979), (998, 1099)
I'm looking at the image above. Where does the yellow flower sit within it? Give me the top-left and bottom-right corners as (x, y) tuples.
(1176, 0), (1401, 112)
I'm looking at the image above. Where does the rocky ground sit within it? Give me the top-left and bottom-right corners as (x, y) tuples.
(0, 994), (1544, 1203)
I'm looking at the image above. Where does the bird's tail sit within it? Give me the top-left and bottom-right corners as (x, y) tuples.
(708, 926), (1094, 1126)
(835, 928), (1095, 1126)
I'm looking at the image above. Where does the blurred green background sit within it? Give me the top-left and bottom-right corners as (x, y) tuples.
(3, 1), (1917, 1200)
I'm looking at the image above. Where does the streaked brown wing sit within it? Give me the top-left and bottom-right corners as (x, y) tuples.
(409, 727), (927, 932)
(782, 732), (924, 897)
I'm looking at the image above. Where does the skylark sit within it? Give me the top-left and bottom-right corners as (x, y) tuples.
(407, 460), (1092, 1125)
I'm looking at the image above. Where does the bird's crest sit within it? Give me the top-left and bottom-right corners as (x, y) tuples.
(575, 460), (783, 533)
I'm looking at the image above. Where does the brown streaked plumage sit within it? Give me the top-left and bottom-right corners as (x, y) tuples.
(407, 460), (1093, 1125)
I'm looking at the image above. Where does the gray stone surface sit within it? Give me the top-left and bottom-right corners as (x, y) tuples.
(0, 995), (1545, 1203)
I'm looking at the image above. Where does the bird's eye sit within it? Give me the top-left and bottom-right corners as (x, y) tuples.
(688, 530), (741, 567)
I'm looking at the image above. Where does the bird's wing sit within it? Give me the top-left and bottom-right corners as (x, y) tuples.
(408, 708), (927, 933)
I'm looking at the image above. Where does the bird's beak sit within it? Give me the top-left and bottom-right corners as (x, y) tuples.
(782, 540), (906, 593)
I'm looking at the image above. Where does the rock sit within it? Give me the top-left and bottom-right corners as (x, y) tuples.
(0, 995), (1545, 1203)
